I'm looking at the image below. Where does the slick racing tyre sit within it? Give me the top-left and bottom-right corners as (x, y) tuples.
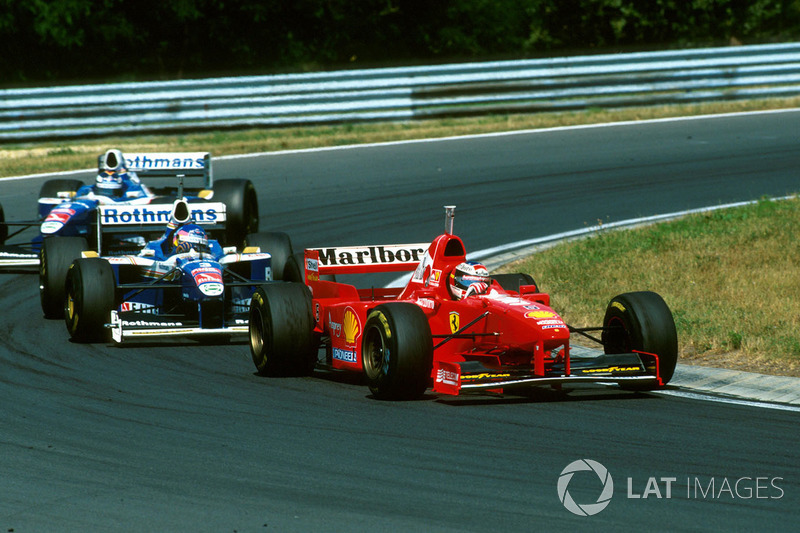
(493, 272), (538, 293)
(213, 179), (259, 248)
(249, 282), (317, 376)
(244, 232), (293, 281)
(602, 291), (678, 386)
(362, 303), (433, 401)
(38, 179), (84, 204)
(39, 236), (88, 318)
(65, 258), (116, 343)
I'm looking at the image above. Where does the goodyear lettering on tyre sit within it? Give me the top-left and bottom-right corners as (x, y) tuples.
(611, 301), (626, 312)
(376, 310), (391, 340)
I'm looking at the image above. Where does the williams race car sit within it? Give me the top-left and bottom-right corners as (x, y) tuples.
(63, 199), (292, 343)
(248, 206), (678, 400)
(0, 149), (258, 272)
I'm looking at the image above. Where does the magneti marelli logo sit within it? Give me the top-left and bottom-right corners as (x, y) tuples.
(558, 459), (614, 516)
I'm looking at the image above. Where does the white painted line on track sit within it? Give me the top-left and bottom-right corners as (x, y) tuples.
(654, 389), (800, 413)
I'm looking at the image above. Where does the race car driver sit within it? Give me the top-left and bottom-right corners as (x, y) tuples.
(75, 149), (151, 202)
(448, 261), (492, 299)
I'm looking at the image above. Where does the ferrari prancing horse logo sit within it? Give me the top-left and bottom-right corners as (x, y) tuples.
(449, 311), (460, 334)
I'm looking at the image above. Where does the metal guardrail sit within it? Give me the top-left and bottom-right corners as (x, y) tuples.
(2, 42), (800, 142)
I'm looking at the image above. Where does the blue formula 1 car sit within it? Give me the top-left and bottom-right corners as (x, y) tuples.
(0, 149), (258, 270)
(62, 199), (292, 343)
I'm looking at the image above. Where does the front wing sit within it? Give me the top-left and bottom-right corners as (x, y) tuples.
(433, 352), (663, 395)
(109, 310), (248, 343)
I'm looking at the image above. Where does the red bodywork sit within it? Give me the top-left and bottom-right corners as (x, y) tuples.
(303, 232), (662, 396)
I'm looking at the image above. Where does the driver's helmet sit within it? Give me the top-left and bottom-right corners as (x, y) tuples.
(172, 224), (209, 254)
(95, 149), (127, 196)
(448, 261), (491, 300)
(102, 149), (125, 172)
(95, 170), (124, 196)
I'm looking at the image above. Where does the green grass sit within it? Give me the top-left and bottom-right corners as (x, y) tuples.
(499, 197), (800, 377)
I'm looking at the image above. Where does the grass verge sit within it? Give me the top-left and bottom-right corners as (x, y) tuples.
(499, 197), (800, 377)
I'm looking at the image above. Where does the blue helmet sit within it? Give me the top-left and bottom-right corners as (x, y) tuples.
(172, 224), (209, 254)
(95, 170), (124, 196)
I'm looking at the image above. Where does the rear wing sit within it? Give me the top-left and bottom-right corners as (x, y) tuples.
(304, 243), (429, 277)
(96, 202), (227, 254)
(100, 152), (212, 188)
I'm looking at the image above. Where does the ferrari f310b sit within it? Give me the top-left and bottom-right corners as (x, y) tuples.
(248, 206), (678, 400)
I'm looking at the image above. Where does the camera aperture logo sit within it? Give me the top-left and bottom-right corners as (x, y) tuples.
(557, 459), (614, 516)
(558, 459), (786, 516)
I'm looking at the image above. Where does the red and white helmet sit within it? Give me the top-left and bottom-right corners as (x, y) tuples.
(448, 261), (490, 300)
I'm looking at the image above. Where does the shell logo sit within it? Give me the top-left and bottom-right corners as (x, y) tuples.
(343, 308), (360, 344)
(525, 310), (556, 319)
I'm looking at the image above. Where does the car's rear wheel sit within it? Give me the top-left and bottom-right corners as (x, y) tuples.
(244, 232), (293, 281)
(362, 303), (433, 400)
(39, 236), (88, 318)
(65, 258), (116, 343)
(602, 291), (678, 386)
(213, 179), (259, 248)
(249, 282), (317, 376)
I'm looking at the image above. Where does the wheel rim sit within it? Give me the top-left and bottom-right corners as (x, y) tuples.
(603, 316), (631, 353)
(249, 305), (271, 370)
(363, 325), (387, 380)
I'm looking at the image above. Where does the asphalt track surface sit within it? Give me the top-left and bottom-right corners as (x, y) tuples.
(2, 110), (799, 532)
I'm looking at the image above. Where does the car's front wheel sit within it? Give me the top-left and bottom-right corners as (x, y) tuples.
(602, 291), (678, 386)
(362, 303), (433, 400)
(65, 258), (116, 343)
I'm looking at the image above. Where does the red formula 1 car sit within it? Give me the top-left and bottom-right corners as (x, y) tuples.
(248, 206), (678, 400)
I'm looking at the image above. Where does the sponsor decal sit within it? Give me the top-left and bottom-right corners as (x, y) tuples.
(315, 244), (427, 266)
(487, 294), (537, 306)
(328, 312), (342, 338)
(537, 319), (564, 326)
(44, 208), (76, 224)
(435, 368), (459, 386)
(101, 205), (223, 225)
(332, 347), (357, 362)
(40, 221), (64, 234)
(199, 282), (224, 296)
(415, 298), (435, 310)
(122, 319), (184, 327)
(449, 311), (460, 334)
(541, 325), (563, 330)
(525, 310), (556, 319)
(125, 153), (207, 170)
(119, 301), (156, 314)
(580, 366), (641, 374)
(343, 308), (360, 345)
(461, 372), (512, 381)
